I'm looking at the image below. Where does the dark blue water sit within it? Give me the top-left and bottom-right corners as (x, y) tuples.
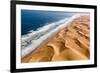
(21, 10), (75, 35)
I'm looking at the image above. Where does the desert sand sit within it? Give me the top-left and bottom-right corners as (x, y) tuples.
(22, 15), (90, 63)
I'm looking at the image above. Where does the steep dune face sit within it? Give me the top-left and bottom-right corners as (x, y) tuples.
(22, 15), (90, 63)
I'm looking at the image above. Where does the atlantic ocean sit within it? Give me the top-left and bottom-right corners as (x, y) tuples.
(21, 10), (75, 35)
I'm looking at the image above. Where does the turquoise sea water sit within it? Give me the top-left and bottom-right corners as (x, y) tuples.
(21, 10), (75, 35)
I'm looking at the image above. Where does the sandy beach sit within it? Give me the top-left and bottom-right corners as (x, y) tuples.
(22, 15), (90, 63)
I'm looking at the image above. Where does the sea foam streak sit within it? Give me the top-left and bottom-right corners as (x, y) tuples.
(21, 14), (82, 57)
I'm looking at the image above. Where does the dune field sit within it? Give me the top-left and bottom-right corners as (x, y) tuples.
(21, 15), (90, 63)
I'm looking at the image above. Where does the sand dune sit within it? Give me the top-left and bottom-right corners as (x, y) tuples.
(22, 15), (90, 63)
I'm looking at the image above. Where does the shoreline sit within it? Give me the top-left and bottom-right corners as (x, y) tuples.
(21, 14), (90, 63)
(21, 14), (82, 57)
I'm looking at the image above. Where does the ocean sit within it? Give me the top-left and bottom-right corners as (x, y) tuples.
(21, 10), (75, 35)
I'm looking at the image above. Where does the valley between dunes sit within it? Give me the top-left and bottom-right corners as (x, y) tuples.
(22, 15), (90, 63)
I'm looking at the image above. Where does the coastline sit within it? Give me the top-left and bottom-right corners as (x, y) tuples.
(21, 14), (90, 63)
(21, 14), (80, 57)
